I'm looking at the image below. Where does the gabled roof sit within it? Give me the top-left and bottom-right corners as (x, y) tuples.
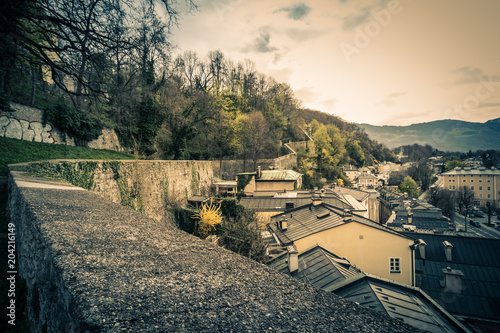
(240, 196), (353, 212)
(357, 173), (377, 180)
(331, 275), (470, 333)
(268, 203), (414, 244)
(330, 187), (373, 202)
(268, 245), (361, 290)
(258, 169), (302, 181)
(268, 244), (468, 333)
(404, 233), (500, 321)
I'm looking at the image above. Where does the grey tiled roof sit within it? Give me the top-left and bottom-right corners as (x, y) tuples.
(268, 245), (362, 290)
(405, 233), (500, 321)
(269, 203), (414, 244)
(268, 244), (468, 333)
(240, 196), (353, 212)
(331, 275), (469, 333)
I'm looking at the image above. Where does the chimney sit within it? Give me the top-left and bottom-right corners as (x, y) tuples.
(418, 239), (426, 260)
(343, 209), (352, 222)
(311, 194), (322, 206)
(287, 245), (298, 273)
(279, 217), (288, 231)
(256, 166), (261, 179)
(441, 267), (464, 294)
(407, 209), (413, 224)
(443, 241), (453, 262)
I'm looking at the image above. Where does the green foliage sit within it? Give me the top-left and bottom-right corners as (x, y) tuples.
(398, 176), (419, 198)
(218, 210), (267, 263)
(237, 174), (253, 192)
(444, 159), (465, 172)
(15, 161), (99, 190)
(43, 98), (103, 142)
(102, 161), (123, 180)
(0, 136), (132, 180)
(220, 199), (246, 219)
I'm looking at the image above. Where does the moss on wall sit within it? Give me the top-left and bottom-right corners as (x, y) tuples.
(191, 163), (200, 195)
(237, 174), (253, 192)
(15, 161), (98, 190)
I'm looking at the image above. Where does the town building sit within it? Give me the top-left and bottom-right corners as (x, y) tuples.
(356, 172), (379, 188)
(267, 198), (417, 286)
(236, 167), (302, 196)
(342, 164), (359, 182)
(404, 233), (500, 331)
(268, 245), (468, 333)
(240, 190), (358, 229)
(442, 167), (500, 208)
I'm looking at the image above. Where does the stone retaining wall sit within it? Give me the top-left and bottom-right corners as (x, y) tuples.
(1, 103), (122, 151)
(8, 170), (417, 332)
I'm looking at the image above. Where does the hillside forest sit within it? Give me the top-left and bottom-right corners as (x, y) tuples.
(0, 0), (396, 185)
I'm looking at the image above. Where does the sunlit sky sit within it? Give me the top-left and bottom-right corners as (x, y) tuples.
(169, 0), (500, 126)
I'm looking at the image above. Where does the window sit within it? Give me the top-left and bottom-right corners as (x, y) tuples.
(479, 179), (482, 183)
(487, 179), (491, 183)
(488, 194), (491, 199)
(463, 180), (466, 183)
(479, 194), (483, 198)
(471, 186), (474, 190)
(479, 186), (483, 191)
(488, 187), (491, 191)
(471, 179), (474, 182)
(390, 258), (401, 273)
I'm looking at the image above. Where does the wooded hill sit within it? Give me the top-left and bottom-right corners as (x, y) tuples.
(359, 118), (500, 152)
(0, 0), (396, 186)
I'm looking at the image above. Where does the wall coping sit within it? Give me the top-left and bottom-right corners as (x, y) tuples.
(8, 169), (417, 332)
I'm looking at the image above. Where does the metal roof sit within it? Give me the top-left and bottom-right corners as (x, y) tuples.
(330, 187), (372, 202)
(257, 169), (302, 181)
(442, 167), (500, 176)
(405, 233), (500, 321)
(240, 196), (353, 212)
(268, 245), (361, 290)
(269, 243), (468, 332)
(269, 203), (414, 244)
(331, 275), (469, 333)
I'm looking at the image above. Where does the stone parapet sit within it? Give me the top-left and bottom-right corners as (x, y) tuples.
(8, 171), (418, 332)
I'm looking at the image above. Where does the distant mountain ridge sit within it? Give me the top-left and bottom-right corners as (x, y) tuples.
(358, 118), (500, 152)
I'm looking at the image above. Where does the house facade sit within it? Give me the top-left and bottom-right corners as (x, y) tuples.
(268, 201), (417, 286)
(442, 167), (500, 208)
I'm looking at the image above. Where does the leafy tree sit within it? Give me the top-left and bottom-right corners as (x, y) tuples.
(444, 159), (465, 172)
(399, 176), (419, 198)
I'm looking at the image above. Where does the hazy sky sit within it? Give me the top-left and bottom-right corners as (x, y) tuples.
(169, 0), (500, 126)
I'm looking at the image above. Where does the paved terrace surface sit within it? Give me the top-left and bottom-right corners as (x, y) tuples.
(9, 171), (420, 332)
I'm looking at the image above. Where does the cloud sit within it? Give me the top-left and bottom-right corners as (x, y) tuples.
(285, 28), (325, 43)
(294, 87), (319, 103)
(442, 66), (500, 87)
(377, 109), (435, 126)
(376, 92), (407, 108)
(321, 98), (338, 110)
(242, 27), (278, 53)
(274, 3), (312, 21)
(342, 6), (371, 30)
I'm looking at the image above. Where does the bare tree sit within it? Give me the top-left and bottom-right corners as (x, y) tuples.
(456, 186), (474, 232)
